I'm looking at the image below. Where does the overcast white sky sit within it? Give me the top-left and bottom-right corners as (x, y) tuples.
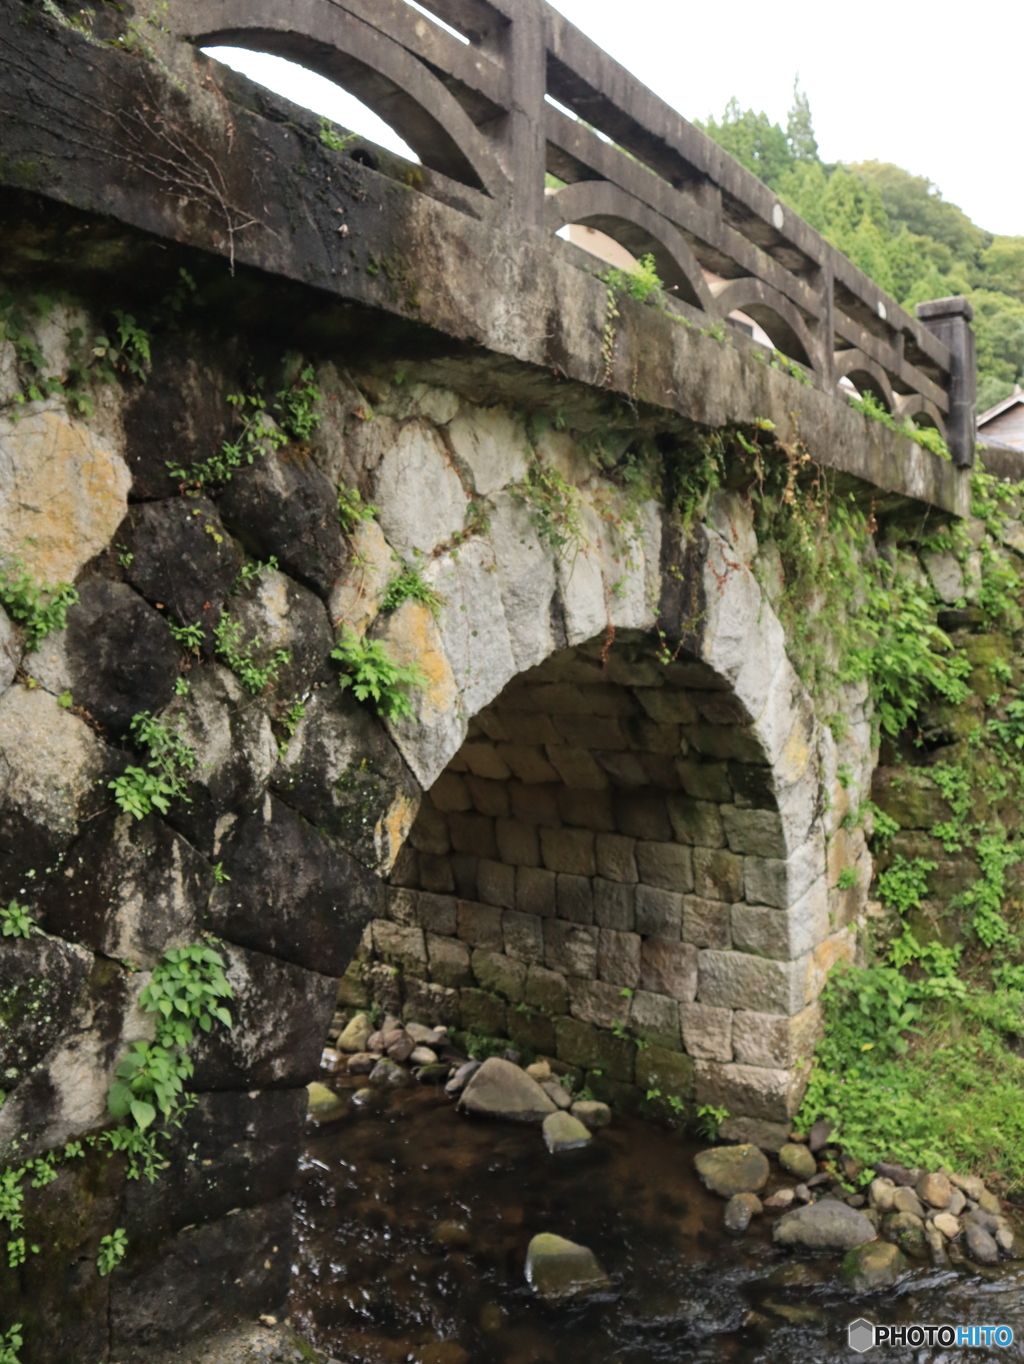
(208, 0), (1024, 237)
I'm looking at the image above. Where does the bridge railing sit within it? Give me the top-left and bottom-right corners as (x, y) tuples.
(170, 0), (976, 465)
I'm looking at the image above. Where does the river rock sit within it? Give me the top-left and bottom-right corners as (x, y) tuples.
(964, 1208), (1001, 1234)
(763, 1188), (795, 1209)
(525, 1060), (551, 1082)
(407, 1022), (447, 1046)
(869, 1177), (896, 1212)
(794, 1184), (811, 1203)
(927, 1226), (950, 1269)
(978, 1190), (1001, 1215)
(306, 1081), (345, 1122)
(571, 1100), (611, 1130)
(807, 1119), (833, 1152)
(948, 1188), (966, 1216)
(933, 1212), (961, 1239)
(369, 1058), (413, 1088)
(892, 1187), (925, 1218)
(542, 1111), (592, 1153)
(346, 1052), (377, 1075)
(883, 1211), (926, 1257)
(524, 1233), (610, 1302)
(778, 1143), (817, 1181)
(410, 1046), (438, 1065)
(366, 1030), (386, 1054)
(874, 1161), (917, 1187)
(384, 1029), (415, 1062)
(949, 1173), (985, 1200)
(917, 1172), (951, 1208)
(445, 1060), (480, 1096)
(458, 1057), (557, 1123)
(417, 1062), (451, 1085)
(996, 1225), (1015, 1254)
(965, 1222), (999, 1265)
(541, 1078), (572, 1111)
(718, 1117), (791, 1154)
(337, 1012), (373, 1053)
(320, 1047), (343, 1072)
(434, 1220), (472, 1248)
(841, 1239), (905, 1291)
(694, 1144), (769, 1198)
(773, 1201), (875, 1251)
(724, 1192), (762, 1233)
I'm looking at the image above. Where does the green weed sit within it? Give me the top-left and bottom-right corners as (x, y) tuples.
(0, 560), (78, 649)
(330, 627), (426, 723)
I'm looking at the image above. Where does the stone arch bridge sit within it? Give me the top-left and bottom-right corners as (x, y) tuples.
(0, 0), (977, 1357)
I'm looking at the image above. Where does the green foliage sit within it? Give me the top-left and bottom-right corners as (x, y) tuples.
(0, 560), (79, 649)
(97, 1228), (127, 1276)
(275, 364), (323, 440)
(695, 1103), (730, 1140)
(319, 118), (356, 153)
(599, 252), (664, 305)
(233, 556), (279, 593)
(93, 313), (151, 381)
(330, 627), (426, 723)
(1, 901), (36, 939)
(337, 485), (378, 534)
(836, 866), (858, 890)
(464, 1030), (506, 1061)
(876, 855), (937, 914)
(213, 613), (290, 694)
(848, 390), (951, 460)
(168, 620), (204, 652)
(380, 567), (444, 619)
(514, 457), (586, 557)
(0, 1323), (22, 1364)
(107, 943), (232, 1131)
(109, 711), (195, 820)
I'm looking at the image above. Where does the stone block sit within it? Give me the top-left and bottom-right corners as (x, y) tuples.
(427, 934), (473, 989)
(456, 900), (504, 950)
(460, 988), (508, 1038)
(387, 887), (419, 926)
(553, 713), (626, 750)
(636, 840), (694, 892)
(517, 865), (558, 917)
(640, 938), (698, 1001)
(540, 826), (597, 876)
(496, 818), (540, 866)
(681, 723), (765, 764)
(510, 781), (562, 827)
(557, 786), (615, 831)
(557, 873), (594, 923)
(731, 1002), (823, 1069)
(419, 893), (458, 936)
(728, 762), (776, 810)
(547, 746), (610, 791)
(568, 977), (628, 1029)
(593, 879), (635, 931)
(634, 885), (683, 938)
(692, 847), (744, 902)
(499, 709), (561, 745)
(633, 687), (698, 724)
(730, 880), (829, 961)
(372, 920), (427, 974)
(543, 920), (599, 978)
(525, 965), (569, 1015)
(722, 806), (787, 858)
(623, 715), (680, 754)
(403, 978), (461, 1027)
(507, 1006), (557, 1055)
(597, 929), (641, 986)
(478, 858), (517, 910)
(554, 1016), (635, 1083)
(450, 857), (479, 902)
(472, 949), (527, 1002)
(462, 739), (512, 780)
(466, 774), (510, 818)
(586, 1074), (643, 1115)
(502, 910), (545, 965)
(695, 1060), (807, 1123)
(630, 990), (681, 1049)
(679, 1001), (733, 1062)
(613, 791), (673, 840)
(676, 758), (733, 802)
(497, 743), (560, 784)
(681, 895), (732, 949)
(448, 810), (498, 859)
(418, 853), (455, 894)
(364, 961), (403, 1018)
(409, 801), (450, 855)
(697, 950), (810, 1014)
(597, 750), (650, 787)
(635, 1046), (694, 1102)
(596, 833), (638, 883)
(667, 796), (726, 848)
(431, 772), (471, 812)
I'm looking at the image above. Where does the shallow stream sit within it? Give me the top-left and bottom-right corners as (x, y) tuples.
(290, 1084), (1024, 1364)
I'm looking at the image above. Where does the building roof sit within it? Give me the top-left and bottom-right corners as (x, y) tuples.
(978, 384), (1024, 428)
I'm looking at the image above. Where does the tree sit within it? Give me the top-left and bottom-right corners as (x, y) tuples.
(787, 79), (818, 163)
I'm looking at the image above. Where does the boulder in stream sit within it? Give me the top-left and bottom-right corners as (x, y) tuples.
(724, 1192), (762, 1233)
(694, 1144), (769, 1197)
(337, 1012), (373, 1053)
(882, 1211), (926, 1258)
(542, 1111), (591, 1153)
(458, 1057), (557, 1123)
(773, 1200), (875, 1251)
(571, 1100), (611, 1129)
(524, 1233), (611, 1302)
(368, 1057), (413, 1088)
(964, 1222), (1000, 1265)
(306, 1081), (345, 1122)
(841, 1239), (905, 1291)
(778, 1143), (817, 1180)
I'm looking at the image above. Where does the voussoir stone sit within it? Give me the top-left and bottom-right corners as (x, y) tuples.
(524, 1233), (610, 1302)
(778, 1143), (817, 1181)
(773, 1201), (875, 1251)
(457, 1056), (557, 1123)
(694, 1144), (770, 1198)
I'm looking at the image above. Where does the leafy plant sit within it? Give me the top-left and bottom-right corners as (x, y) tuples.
(836, 866), (859, 890)
(599, 253), (664, 305)
(213, 614), (290, 694)
(380, 567), (444, 620)
(168, 620), (204, 652)
(97, 1228), (127, 1276)
(233, 556), (279, 592)
(876, 855), (936, 914)
(92, 313), (151, 382)
(849, 390), (951, 460)
(337, 485), (378, 534)
(0, 560), (79, 649)
(0, 1323), (23, 1364)
(1, 901), (36, 939)
(694, 1103), (730, 1140)
(513, 457), (586, 557)
(319, 118), (356, 153)
(109, 712), (195, 820)
(330, 627), (426, 723)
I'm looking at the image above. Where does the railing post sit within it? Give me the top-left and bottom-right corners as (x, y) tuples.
(916, 296), (976, 468)
(492, 0), (546, 231)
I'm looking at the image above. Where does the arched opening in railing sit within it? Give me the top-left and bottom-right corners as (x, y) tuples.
(709, 279), (818, 373)
(832, 350), (897, 413)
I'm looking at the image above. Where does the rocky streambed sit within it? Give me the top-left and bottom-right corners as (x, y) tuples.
(289, 1014), (1024, 1362)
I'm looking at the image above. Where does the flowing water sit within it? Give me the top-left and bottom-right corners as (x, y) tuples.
(290, 1083), (1024, 1364)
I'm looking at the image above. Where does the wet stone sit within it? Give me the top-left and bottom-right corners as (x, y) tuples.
(965, 1222), (999, 1265)
(368, 1058), (413, 1088)
(917, 1171), (952, 1208)
(542, 1111), (592, 1153)
(842, 1240), (905, 1292)
(338, 1013), (372, 1053)
(773, 1201), (875, 1251)
(306, 1083), (345, 1123)
(763, 1189), (795, 1209)
(778, 1143), (816, 1181)
(571, 1100), (611, 1130)
(416, 1063), (451, 1086)
(445, 1060), (480, 1096)
(883, 1211), (926, 1258)
(346, 1053), (376, 1075)
(694, 1144), (770, 1198)
(524, 1233), (610, 1302)
(724, 1192), (762, 1234)
(458, 1057), (557, 1124)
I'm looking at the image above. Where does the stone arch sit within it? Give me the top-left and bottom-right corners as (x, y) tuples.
(833, 348), (897, 412)
(895, 393), (948, 437)
(709, 278), (819, 373)
(546, 181), (715, 312)
(170, 0), (509, 196)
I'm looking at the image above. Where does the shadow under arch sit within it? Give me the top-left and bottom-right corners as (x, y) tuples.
(709, 278), (818, 373)
(171, 0), (509, 195)
(895, 394), (948, 437)
(546, 181), (715, 313)
(832, 348), (896, 412)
